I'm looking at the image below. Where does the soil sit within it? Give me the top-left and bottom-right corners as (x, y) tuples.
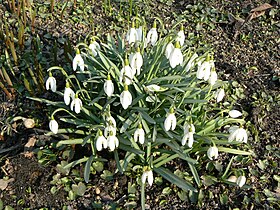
(0, 0), (279, 209)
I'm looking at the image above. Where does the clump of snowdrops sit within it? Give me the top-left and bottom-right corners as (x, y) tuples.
(40, 18), (251, 208)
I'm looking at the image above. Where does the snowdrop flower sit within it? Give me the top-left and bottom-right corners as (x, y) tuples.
(89, 38), (100, 57)
(134, 124), (145, 144)
(104, 116), (117, 137)
(46, 73), (56, 92)
(129, 47), (143, 76)
(215, 88), (225, 103)
(236, 175), (246, 188)
(146, 21), (158, 46)
(164, 108), (177, 131)
(64, 82), (75, 105)
(229, 110), (242, 118)
(49, 118), (58, 134)
(126, 22), (138, 44)
(120, 85), (132, 109)
(145, 84), (161, 92)
(107, 132), (119, 151)
(136, 26), (143, 41)
(96, 130), (108, 151)
(197, 54), (214, 81)
(182, 123), (195, 147)
(165, 41), (174, 59)
(106, 115), (116, 128)
(207, 146), (219, 160)
(104, 75), (114, 97)
(169, 42), (183, 68)
(73, 49), (85, 72)
(119, 59), (134, 85)
(208, 69), (218, 86)
(70, 94), (83, 114)
(176, 25), (185, 46)
(185, 53), (198, 72)
(228, 126), (248, 143)
(141, 170), (153, 186)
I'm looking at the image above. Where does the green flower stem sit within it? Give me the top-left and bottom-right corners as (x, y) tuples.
(51, 108), (77, 119)
(90, 137), (96, 156)
(47, 66), (69, 77)
(141, 182), (145, 210)
(76, 89), (91, 101)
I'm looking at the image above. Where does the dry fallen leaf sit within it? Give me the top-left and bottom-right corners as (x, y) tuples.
(24, 136), (37, 148)
(248, 3), (273, 21)
(0, 178), (14, 190)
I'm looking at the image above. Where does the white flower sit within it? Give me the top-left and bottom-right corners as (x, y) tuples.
(134, 125), (145, 144)
(164, 108), (176, 131)
(229, 110), (242, 118)
(119, 59), (134, 85)
(236, 175), (246, 187)
(182, 123), (195, 147)
(228, 126), (248, 143)
(64, 84), (75, 105)
(70, 95), (83, 114)
(208, 70), (218, 85)
(145, 84), (161, 92)
(106, 115), (116, 128)
(89, 40), (100, 57)
(176, 29), (185, 46)
(108, 133), (119, 151)
(207, 146), (219, 160)
(129, 48), (143, 76)
(73, 51), (85, 72)
(141, 170), (153, 186)
(136, 26), (143, 41)
(165, 42), (174, 59)
(215, 88), (225, 103)
(96, 131), (108, 151)
(46, 75), (56, 92)
(126, 27), (138, 44)
(169, 42), (183, 68)
(120, 85), (132, 109)
(104, 75), (114, 97)
(104, 125), (116, 138)
(49, 119), (58, 134)
(185, 53), (198, 72)
(146, 22), (158, 46)
(197, 56), (214, 81)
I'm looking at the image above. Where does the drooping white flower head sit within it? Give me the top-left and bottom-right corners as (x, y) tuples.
(169, 42), (184, 68)
(120, 85), (132, 109)
(229, 110), (242, 118)
(134, 124), (145, 144)
(208, 69), (218, 86)
(129, 47), (143, 76)
(185, 53), (198, 72)
(104, 115), (117, 138)
(89, 39), (100, 57)
(228, 126), (248, 143)
(96, 130), (108, 151)
(136, 25), (143, 41)
(107, 132), (119, 151)
(145, 84), (161, 93)
(164, 108), (177, 131)
(236, 175), (246, 188)
(182, 123), (195, 147)
(119, 59), (134, 85)
(49, 118), (58, 134)
(141, 169), (153, 186)
(104, 75), (114, 97)
(215, 88), (225, 103)
(197, 54), (214, 81)
(126, 21), (138, 44)
(106, 115), (116, 128)
(70, 94), (83, 114)
(46, 73), (57, 92)
(207, 146), (219, 160)
(176, 25), (185, 46)
(146, 21), (158, 46)
(64, 82), (75, 105)
(73, 49), (85, 72)
(165, 42), (174, 59)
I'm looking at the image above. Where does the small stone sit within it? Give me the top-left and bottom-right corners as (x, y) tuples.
(95, 187), (100, 194)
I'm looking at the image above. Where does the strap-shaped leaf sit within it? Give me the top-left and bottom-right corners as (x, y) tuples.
(139, 110), (156, 124)
(218, 147), (252, 155)
(154, 167), (197, 192)
(84, 155), (94, 183)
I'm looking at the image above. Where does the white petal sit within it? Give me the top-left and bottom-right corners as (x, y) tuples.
(49, 119), (58, 134)
(182, 133), (188, 146)
(229, 126), (239, 133)
(229, 110), (242, 118)
(141, 171), (148, 184)
(104, 125), (116, 138)
(108, 136), (116, 151)
(64, 87), (74, 105)
(176, 30), (185, 46)
(185, 53), (198, 72)
(136, 27), (143, 41)
(169, 48), (183, 68)
(228, 129), (238, 142)
(96, 135), (106, 151)
(215, 89), (225, 103)
(147, 170), (153, 186)
(236, 176), (246, 187)
(188, 132), (194, 148)
(106, 116), (116, 127)
(196, 63), (205, 79)
(165, 43), (174, 59)
(209, 71), (217, 85)
(104, 80), (114, 97)
(203, 63), (211, 81)
(120, 90), (132, 109)
(127, 28), (137, 44)
(73, 54), (84, 71)
(207, 146), (219, 160)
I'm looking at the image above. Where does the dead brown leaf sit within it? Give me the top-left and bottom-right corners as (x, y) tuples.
(24, 136), (37, 148)
(248, 3), (273, 21)
(0, 178), (14, 190)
